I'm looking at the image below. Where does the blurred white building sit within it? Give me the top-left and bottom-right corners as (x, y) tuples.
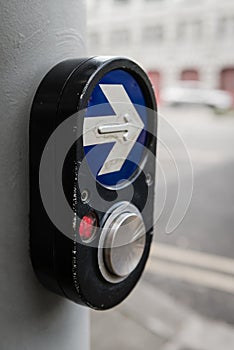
(87, 0), (234, 101)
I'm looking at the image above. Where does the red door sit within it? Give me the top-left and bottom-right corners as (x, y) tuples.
(148, 70), (161, 103)
(180, 69), (199, 81)
(220, 68), (234, 104)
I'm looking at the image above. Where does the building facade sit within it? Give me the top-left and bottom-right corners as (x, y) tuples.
(87, 0), (234, 99)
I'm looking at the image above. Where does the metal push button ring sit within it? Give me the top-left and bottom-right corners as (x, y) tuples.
(98, 202), (146, 284)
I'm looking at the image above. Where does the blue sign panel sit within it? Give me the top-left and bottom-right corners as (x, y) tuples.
(83, 69), (148, 187)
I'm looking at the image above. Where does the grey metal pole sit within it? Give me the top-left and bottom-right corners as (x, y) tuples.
(0, 1), (89, 349)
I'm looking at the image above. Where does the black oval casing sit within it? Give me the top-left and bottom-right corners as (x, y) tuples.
(30, 56), (157, 310)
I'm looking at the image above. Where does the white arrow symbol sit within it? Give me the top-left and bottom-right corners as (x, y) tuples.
(83, 84), (144, 176)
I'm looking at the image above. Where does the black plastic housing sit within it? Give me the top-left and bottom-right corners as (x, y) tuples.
(30, 56), (157, 310)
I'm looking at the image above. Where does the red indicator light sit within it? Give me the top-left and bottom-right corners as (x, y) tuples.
(79, 212), (98, 243)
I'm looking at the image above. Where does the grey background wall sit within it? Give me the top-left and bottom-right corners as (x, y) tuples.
(0, 1), (89, 349)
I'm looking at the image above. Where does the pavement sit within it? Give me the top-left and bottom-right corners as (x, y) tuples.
(91, 106), (234, 350)
(91, 277), (234, 350)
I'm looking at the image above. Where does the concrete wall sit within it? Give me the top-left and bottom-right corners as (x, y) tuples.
(0, 1), (89, 349)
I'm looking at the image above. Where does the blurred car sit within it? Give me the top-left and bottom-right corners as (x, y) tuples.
(161, 81), (233, 111)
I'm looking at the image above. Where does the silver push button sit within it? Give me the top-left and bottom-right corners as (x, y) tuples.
(98, 202), (146, 283)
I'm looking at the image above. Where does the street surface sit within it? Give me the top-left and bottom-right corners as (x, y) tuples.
(91, 106), (234, 350)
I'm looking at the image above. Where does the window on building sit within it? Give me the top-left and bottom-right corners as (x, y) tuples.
(110, 30), (130, 45)
(142, 25), (164, 43)
(192, 21), (203, 40)
(176, 22), (187, 41)
(218, 17), (229, 37)
(218, 16), (234, 39)
(176, 21), (202, 42)
(217, 17), (234, 37)
(114, 0), (130, 3)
